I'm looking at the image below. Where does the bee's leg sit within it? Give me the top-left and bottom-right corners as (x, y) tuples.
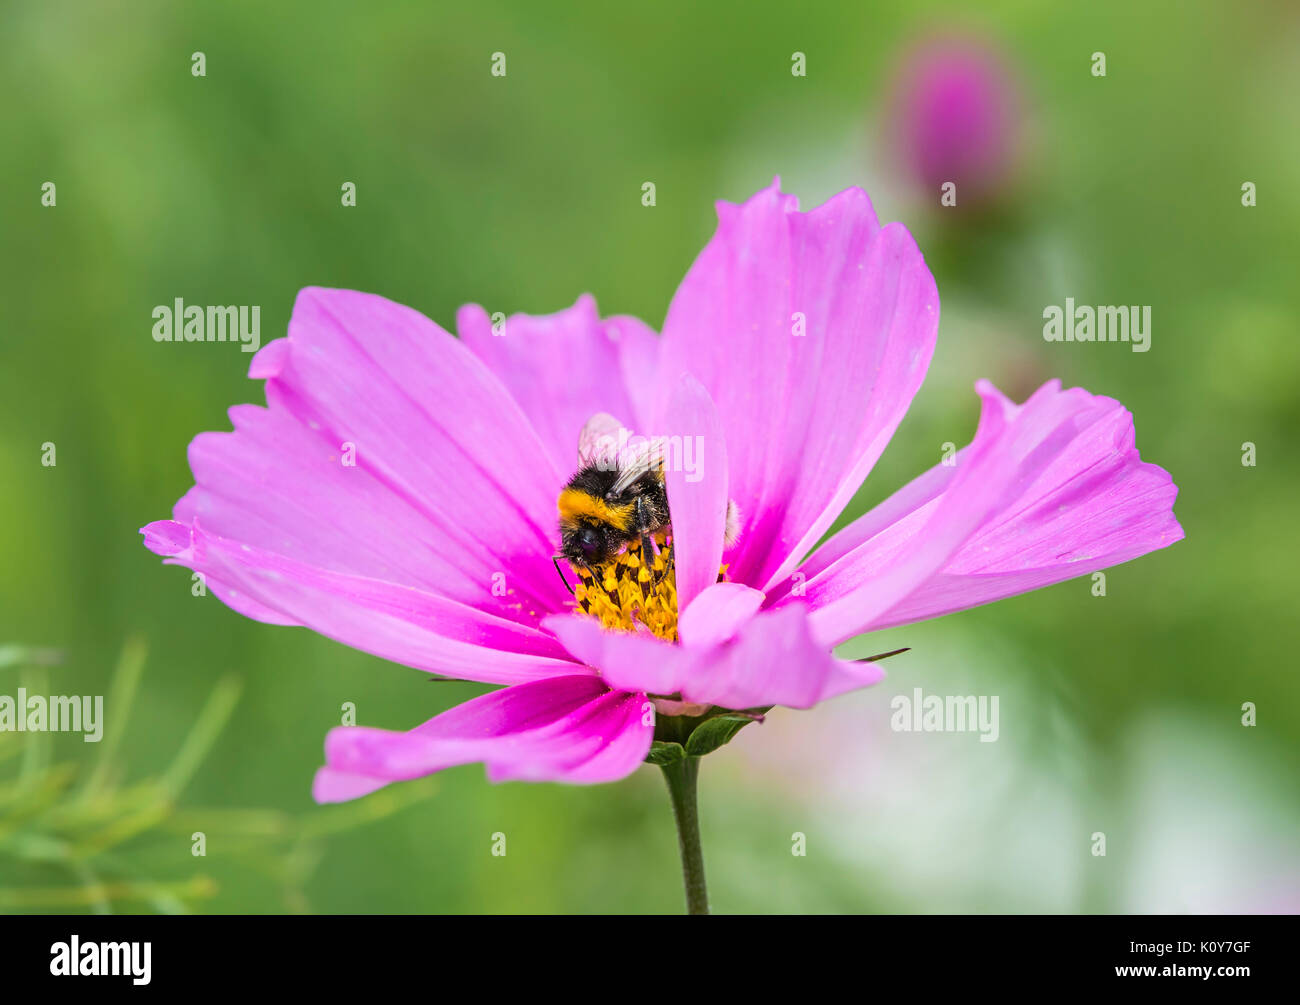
(633, 496), (660, 585)
(552, 555), (575, 596)
(642, 533), (660, 585)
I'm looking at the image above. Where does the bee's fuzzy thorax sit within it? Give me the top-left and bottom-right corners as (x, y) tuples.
(557, 486), (634, 532)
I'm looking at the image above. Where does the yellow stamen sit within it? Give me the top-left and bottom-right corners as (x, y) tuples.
(572, 538), (680, 641)
(570, 536), (729, 644)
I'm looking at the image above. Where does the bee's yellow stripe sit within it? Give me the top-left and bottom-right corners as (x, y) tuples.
(557, 488), (634, 532)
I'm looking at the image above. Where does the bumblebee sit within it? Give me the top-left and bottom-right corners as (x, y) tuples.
(557, 437), (669, 576)
(554, 414), (740, 598)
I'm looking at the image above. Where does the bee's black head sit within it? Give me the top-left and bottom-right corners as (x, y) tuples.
(560, 521), (613, 569)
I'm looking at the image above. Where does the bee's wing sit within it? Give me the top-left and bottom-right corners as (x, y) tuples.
(576, 413), (626, 469)
(724, 498), (742, 546)
(609, 435), (669, 495)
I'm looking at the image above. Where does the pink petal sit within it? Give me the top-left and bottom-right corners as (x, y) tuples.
(143, 519), (585, 685)
(656, 180), (939, 593)
(608, 315), (665, 438)
(457, 296), (661, 474)
(311, 769), (390, 803)
(661, 374), (730, 612)
(789, 379), (1184, 645)
(676, 582), (765, 649)
(143, 518), (297, 625)
(544, 604), (883, 710)
(151, 287), (574, 628)
(544, 615), (690, 698)
(313, 676), (653, 802)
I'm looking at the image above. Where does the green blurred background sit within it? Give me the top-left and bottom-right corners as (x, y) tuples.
(2, 0), (1297, 913)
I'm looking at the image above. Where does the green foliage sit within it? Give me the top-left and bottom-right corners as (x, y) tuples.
(0, 639), (429, 913)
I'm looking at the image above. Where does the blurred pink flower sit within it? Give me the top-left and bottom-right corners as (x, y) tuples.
(141, 181), (1181, 802)
(885, 34), (1024, 202)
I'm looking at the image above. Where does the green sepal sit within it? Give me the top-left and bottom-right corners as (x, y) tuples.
(644, 740), (686, 765)
(684, 714), (757, 757)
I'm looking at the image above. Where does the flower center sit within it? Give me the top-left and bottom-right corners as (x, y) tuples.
(571, 532), (679, 641)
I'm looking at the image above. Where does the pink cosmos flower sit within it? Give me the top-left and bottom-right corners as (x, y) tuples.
(141, 181), (1181, 812)
(884, 33), (1024, 202)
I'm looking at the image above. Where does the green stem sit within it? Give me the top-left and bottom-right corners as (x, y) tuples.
(660, 756), (709, 915)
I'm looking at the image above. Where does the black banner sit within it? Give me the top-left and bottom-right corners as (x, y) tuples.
(0, 914), (1290, 990)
